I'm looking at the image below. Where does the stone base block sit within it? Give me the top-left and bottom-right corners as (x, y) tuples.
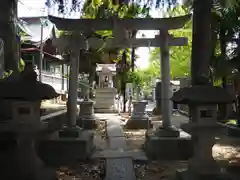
(175, 169), (232, 180)
(144, 129), (193, 160)
(37, 130), (95, 166)
(154, 126), (180, 137)
(58, 126), (82, 138)
(125, 119), (152, 129)
(77, 118), (99, 129)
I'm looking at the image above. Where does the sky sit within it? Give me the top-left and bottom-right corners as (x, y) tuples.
(17, 0), (169, 69)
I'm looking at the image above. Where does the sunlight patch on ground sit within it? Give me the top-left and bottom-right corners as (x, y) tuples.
(213, 144), (240, 160)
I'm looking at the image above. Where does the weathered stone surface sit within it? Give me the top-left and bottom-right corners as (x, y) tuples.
(38, 130), (95, 165)
(106, 120), (124, 137)
(154, 126), (180, 137)
(92, 149), (148, 161)
(144, 129), (193, 160)
(126, 119), (152, 129)
(40, 109), (67, 134)
(77, 100), (98, 129)
(173, 85), (235, 179)
(126, 101), (152, 129)
(0, 68), (59, 120)
(106, 158), (136, 180)
(0, 67), (59, 101)
(171, 86), (235, 105)
(109, 137), (127, 149)
(104, 114), (137, 180)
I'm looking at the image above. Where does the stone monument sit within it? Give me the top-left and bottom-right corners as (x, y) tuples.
(126, 86), (152, 129)
(172, 86), (235, 180)
(0, 68), (58, 180)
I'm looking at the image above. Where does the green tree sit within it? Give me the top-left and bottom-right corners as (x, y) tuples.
(0, 0), (19, 72)
(148, 5), (192, 79)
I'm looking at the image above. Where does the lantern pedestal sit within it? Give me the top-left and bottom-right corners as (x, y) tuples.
(126, 101), (152, 129)
(171, 86), (235, 180)
(77, 99), (98, 129)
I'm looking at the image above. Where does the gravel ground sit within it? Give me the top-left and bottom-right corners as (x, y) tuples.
(56, 159), (106, 180)
(134, 160), (187, 180)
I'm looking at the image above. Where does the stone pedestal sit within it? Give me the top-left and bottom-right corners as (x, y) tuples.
(77, 99), (98, 129)
(176, 116), (230, 180)
(11, 101), (56, 180)
(126, 101), (152, 129)
(38, 130), (95, 166)
(144, 128), (193, 160)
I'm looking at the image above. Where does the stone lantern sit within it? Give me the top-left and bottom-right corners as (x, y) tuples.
(0, 69), (59, 180)
(171, 86), (235, 180)
(77, 82), (97, 129)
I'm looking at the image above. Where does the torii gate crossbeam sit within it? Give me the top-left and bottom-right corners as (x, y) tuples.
(48, 15), (191, 31)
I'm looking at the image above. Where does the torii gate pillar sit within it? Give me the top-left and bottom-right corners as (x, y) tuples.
(155, 29), (179, 136)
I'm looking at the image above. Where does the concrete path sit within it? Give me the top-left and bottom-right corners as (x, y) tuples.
(94, 113), (189, 180)
(96, 114), (136, 180)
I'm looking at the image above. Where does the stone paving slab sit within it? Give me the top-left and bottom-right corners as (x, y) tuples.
(104, 114), (137, 180)
(92, 149), (148, 161)
(106, 158), (136, 180)
(106, 123), (124, 137)
(109, 137), (128, 149)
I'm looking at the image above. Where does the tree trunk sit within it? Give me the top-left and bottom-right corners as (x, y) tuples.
(121, 50), (127, 112)
(218, 27), (228, 121)
(191, 0), (213, 85)
(0, 0), (19, 72)
(131, 30), (137, 72)
(131, 48), (135, 72)
(220, 27), (227, 88)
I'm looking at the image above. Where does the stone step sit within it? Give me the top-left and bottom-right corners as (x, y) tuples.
(95, 91), (117, 95)
(96, 88), (117, 93)
(95, 96), (115, 101)
(92, 149), (148, 161)
(94, 97), (115, 102)
(95, 90), (116, 93)
(105, 158), (136, 180)
(94, 102), (114, 106)
(94, 108), (116, 113)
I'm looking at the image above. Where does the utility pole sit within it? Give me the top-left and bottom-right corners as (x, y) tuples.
(39, 18), (44, 82)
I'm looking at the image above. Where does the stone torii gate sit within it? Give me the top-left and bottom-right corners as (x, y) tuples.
(48, 15), (190, 135)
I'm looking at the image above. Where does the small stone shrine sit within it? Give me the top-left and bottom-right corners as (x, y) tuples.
(0, 68), (59, 180)
(172, 86), (235, 180)
(77, 84), (98, 129)
(126, 86), (152, 129)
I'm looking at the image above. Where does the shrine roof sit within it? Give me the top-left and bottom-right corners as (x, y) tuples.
(21, 47), (66, 64)
(96, 64), (116, 72)
(18, 16), (56, 45)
